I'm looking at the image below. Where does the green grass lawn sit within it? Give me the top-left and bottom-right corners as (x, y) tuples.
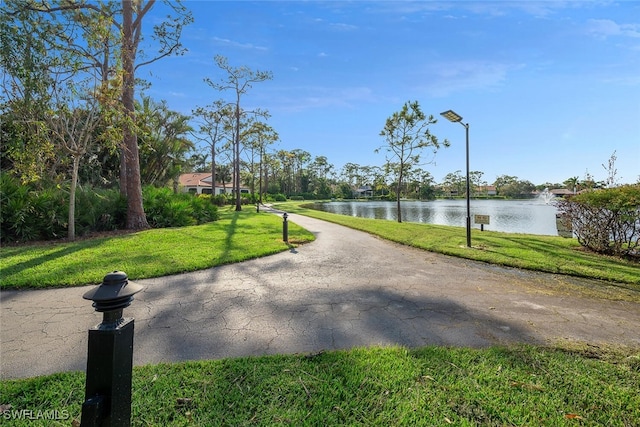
(1, 344), (639, 426)
(0, 208), (315, 289)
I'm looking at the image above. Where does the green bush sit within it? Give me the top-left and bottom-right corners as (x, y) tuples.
(190, 194), (220, 224)
(300, 192), (318, 200)
(143, 187), (218, 228)
(1, 173), (131, 242)
(210, 194), (229, 206)
(1, 174), (39, 242)
(0, 173), (67, 242)
(143, 187), (192, 228)
(74, 187), (126, 234)
(31, 186), (68, 239)
(557, 184), (640, 258)
(1, 174), (219, 242)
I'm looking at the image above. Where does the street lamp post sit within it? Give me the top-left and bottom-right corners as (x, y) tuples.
(440, 110), (471, 248)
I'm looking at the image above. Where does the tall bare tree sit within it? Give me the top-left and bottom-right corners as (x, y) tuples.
(47, 89), (101, 240)
(242, 121), (278, 201)
(205, 55), (272, 211)
(192, 100), (234, 197)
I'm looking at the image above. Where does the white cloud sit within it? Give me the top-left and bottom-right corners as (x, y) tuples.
(270, 86), (376, 112)
(586, 19), (640, 39)
(372, 1), (574, 19)
(211, 37), (268, 51)
(329, 22), (358, 31)
(419, 60), (522, 97)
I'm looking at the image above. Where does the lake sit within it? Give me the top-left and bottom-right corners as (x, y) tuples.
(308, 199), (561, 236)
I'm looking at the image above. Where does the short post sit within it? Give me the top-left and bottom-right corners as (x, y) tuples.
(256, 202), (260, 213)
(282, 212), (289, 243)
(81, 271), (143, 427)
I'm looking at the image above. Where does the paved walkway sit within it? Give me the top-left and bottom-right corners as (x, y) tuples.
(2, 212), (640, 379)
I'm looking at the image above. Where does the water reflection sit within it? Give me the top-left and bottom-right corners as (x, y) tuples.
(309, 199), (560, 236)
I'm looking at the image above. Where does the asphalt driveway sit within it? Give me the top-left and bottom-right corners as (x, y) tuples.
(2, 212), (639, 379)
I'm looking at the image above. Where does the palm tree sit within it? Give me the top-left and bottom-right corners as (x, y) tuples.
(564, 176), (579, 194)
(137, 96), (194, 188)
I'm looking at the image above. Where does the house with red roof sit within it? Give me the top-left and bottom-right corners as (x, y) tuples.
(178, 173), (249, 195)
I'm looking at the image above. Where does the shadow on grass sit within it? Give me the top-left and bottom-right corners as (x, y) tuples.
(222, 211), (240, 263)
(0, 238), (111, 288)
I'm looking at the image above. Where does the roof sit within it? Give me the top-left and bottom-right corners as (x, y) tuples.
(550, 188), (574, 195)
(178, 173), (211, 187)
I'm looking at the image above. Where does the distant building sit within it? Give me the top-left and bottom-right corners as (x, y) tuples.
(476, 185), (497, 196)
(178, 173), (249, 195)
(354, 185), (373, 198)
(550, 188), (575, 197)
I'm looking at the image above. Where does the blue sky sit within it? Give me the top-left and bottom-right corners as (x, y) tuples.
(145, 1), (640, 186)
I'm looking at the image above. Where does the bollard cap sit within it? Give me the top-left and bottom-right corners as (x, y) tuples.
(83, 271), (144, 312)
(283, 212), (288, 220)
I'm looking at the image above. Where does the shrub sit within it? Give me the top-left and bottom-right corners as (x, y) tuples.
(211, 194), (229, 206)
(30, 186), (68, 239)
(143, 187), (218, 228)
(190, 195), (219, 224)
(1, 173), (39, 242)
(556, 185), (640, 258)
(143, 187), (194, 228)
(75, 187), (126, 235)
(1, 176), (219, 242)
(0, 173), (67, 242)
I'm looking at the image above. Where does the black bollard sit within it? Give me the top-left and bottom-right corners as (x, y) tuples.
(282, 212), (289, 243)
(256, 202), (260, 213)
(81, 271), (143, 427)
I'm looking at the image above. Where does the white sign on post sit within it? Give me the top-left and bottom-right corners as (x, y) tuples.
(474, 214), (490, 225)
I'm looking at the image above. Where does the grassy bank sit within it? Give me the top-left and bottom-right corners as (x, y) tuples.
(276, 202), (640, 289)
(0, 208), (315, 289)
(1, 344), (638, 426)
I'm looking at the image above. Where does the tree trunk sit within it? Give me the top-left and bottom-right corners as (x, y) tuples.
(234, 103), (242, 211)
(122, 0), (149, 229)
(68, 155), (80, 241)
(396, 169), (403, 223)
(258, 147), (264, 204)
(249, 151), (256, 196)
(211, 142), (216, 198)
(119, 144), (127, 196)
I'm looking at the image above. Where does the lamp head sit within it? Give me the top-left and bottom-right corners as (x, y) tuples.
(440, 110), (463, 123)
